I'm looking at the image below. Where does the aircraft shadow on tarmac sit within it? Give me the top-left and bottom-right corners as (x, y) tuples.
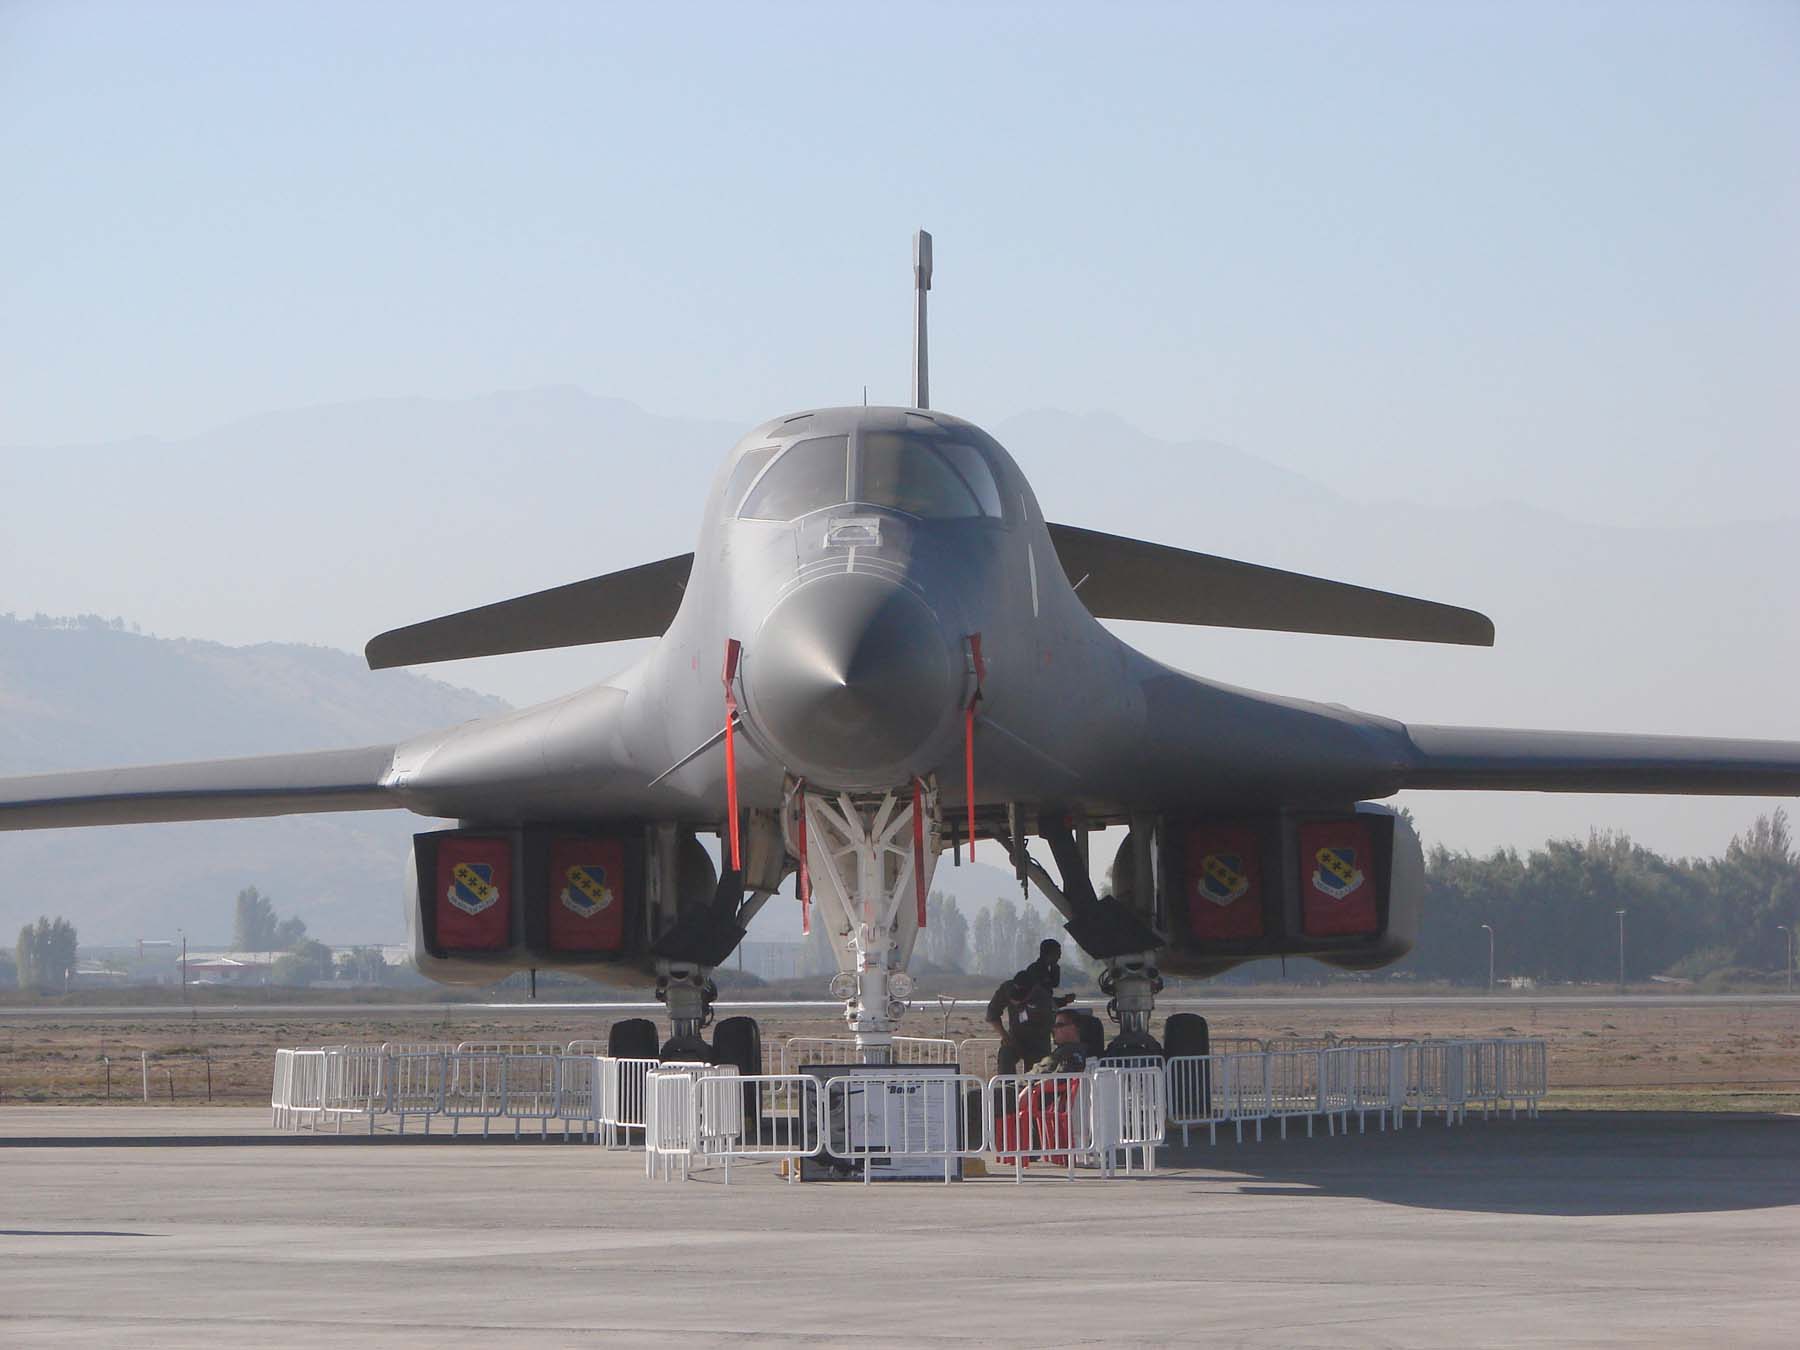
(1157, 1112), (1800, 1218)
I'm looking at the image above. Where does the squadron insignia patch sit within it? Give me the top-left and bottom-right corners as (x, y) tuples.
(448, 862), (500, 916)
(560, 863), (613, 918)
(1198, 852), (1250, 906)
(1313, 846), (1365, 901)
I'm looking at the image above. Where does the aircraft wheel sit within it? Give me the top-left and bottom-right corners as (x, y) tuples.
(607, 1017), (659, 1061)
(1163, 1012), (1210, 1058)
(711, 1015), (764, 1131)
(711, 1015), (762, 1075)
(1164, 1012), (1211, 1121)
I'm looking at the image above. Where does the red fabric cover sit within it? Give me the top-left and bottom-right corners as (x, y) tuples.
(546, 837), (627, 953)
(1184, 823), (1265, 940)
(1299, 819), (1379, 937)
(434, 836), (512, 951)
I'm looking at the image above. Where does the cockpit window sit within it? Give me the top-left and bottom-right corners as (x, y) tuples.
(738, 435), (850, 520)
(855, 431), (1003, 520)
(724, 446), (778, 514)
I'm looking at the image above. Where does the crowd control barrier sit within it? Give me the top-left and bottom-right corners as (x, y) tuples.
(270, 1034), (1548, 1177)
(1164, 1037), (1549, 1144)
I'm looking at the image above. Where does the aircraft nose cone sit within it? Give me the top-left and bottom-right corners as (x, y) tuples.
(746, 572), (959, 786)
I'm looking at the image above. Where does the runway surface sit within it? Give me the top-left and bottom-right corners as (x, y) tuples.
(0, 1108), (1794, 1347)
(4, 992), (1796, 1021)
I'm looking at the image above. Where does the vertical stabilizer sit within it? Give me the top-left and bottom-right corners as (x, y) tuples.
(911, 229), (932, 409)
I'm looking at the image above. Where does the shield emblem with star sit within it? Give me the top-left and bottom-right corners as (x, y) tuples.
(1198, 852), (1250, 906)
(559, 863), (613, 918)
(1312, 846), (1365, 901)
(447, 861), (500, 916)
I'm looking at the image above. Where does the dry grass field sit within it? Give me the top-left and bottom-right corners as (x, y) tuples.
(0, 996), (1793, 1112)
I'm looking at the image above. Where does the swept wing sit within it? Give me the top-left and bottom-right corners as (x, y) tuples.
(1399, 725), (1800, 795)
(0, 745), (400, 830)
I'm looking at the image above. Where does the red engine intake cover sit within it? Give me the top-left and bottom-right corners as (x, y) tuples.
(546, 837), (627, 953)
(1299, 819), (1380, 937)
(1184, 823), (1265, 940)
(433, 835), (512, 952)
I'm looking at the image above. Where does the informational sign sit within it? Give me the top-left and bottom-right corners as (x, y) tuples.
(797, 1064), (966, 1182)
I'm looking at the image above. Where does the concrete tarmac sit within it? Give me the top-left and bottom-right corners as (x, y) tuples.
(1, 1108), (1795, 1347)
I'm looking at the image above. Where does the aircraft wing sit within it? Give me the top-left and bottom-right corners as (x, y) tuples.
(366, 553), (694, 669)
(1401, 724), (1800, 795)
(1046, 523), (1494, 646)
(0, 745), (400, 830)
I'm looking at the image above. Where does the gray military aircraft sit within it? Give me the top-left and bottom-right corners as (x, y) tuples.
(6, 232), (1798, 1065)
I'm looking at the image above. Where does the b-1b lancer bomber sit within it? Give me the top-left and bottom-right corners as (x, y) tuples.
(5, 233), (1798, 1066)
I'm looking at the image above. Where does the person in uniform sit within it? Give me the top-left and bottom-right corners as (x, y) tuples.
(1028, 1008), (1090, 1076)
(986, 972), (1055, 1076)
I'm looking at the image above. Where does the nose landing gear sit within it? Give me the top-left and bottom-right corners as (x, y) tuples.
(788, 780), (940, 1063)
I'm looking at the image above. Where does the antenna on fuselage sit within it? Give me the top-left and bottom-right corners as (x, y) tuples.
(911, 228), (932, 409)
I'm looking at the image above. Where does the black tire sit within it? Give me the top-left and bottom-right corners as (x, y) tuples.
(711, 1015), (764, 1130)
(1163, 1012), (1211, 1122)
(607, 1017), (659, 1061)
(711, 1015), (762, 1076)
(1163, 1012), (1209, 1059)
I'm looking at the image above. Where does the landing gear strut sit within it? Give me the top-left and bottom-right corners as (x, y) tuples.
(787, 781), (939, 1063)
(1099, 955), (1165, 1058)
(654, 962), (718, 1062)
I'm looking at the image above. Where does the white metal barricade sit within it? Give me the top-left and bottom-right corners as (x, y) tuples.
(1266, 1049), (1327, 1138)
(1089, 1066), (1165, 1175)
(988, 1072), (1099, 1181)
(1497, 1038), (1547, 1116)
(270, 1050), (293, 1128)
(386, 1049), (448, 1132)
(556, 1055), (602, 1140)
(1166, 1052), (1273, 1145)
(694, 1073), (825, 1183)
(321, 1044), (388, 1133)
(598, 1056), (659, 1146)
(278, 1049), (328, 1131)
(958, 1036), (1002, 1079)
(565, 1039), (608, 1056)
(442, 1052), (509, 1136)
(1406, 1041), (1469, 1125)
(499, 1053), (561, 1137)
(825, 1071), (987, 1184)
(644, 1063), (738, 1180)
(1462, 1039), (1502, 1118)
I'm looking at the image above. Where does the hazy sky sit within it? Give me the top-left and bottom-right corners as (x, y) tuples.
(3, 2), (1795, 526)
(2, 2), (1797, 875)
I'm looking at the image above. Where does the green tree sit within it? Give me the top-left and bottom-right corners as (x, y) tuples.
(919, 891), (970, 973)
(15, 916), (78, 993)
(334, 946), (387, 985)
(273, 916), (308, 949)
(233, 887), (278, 950)
(272, 938), (333, 986)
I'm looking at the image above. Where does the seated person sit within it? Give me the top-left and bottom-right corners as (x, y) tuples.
(1027, 1009), (1089, 1076)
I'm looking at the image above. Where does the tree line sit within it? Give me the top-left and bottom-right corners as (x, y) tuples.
(1407, 811), (1798, 986)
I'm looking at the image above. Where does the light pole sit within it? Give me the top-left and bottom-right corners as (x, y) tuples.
(1480, 923), (1495, 994)
(1779, 925), (1794, 994)
(179, 929), (187, 1003)
(1615, 909), (1626, 993)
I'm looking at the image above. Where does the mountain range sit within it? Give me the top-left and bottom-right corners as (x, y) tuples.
(3, 387), (1794, 948)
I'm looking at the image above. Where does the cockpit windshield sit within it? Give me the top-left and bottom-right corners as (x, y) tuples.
(738, 435), (849, 521)
(735, 427), (1005, 522)
(856, 432), (1003, 519)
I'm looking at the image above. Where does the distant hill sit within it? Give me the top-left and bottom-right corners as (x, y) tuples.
(0, 616), (507, 945)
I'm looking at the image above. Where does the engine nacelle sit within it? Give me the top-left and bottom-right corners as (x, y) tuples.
(1143, 803), (1422, 978)
(405, 824), (717, 987)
